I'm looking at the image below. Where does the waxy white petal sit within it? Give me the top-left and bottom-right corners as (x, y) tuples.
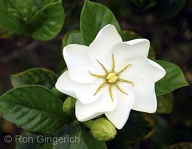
(148, 59), (166, 81)
(130, 75), (157, 113)
(112, 39), (150, 64)
(56, 24), (166, 129)
(55, 71), (77, 98)
(55, 71), (103, 104)
(76, 87), (118, 121)
(119, 56), (166, 83)
(64, 44), (97, 83)
(105, 88), (135, 129)
(88, 24), (122, 69)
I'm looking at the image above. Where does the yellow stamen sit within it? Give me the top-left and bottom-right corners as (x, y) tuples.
(89, 70), (106, 78)
(96, 59), (108, 74)
(94, 82), (107, 96)
(89, 54), (134, 102)
(117, 64), (132, 75)
(111, 54), (115, 72)
(109, 85), (113, 101)
(115, 83), (128, 95)
(118, 79), (134, 87)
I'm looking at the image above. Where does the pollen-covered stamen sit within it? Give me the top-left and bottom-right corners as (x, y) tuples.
(118, 79), (134, 87)
(94, 82), (107, 95)
(89, 70), (106, 79)
(96, 59), (108, 74)
(115, 83), (128, 95)
(109, 85), (113, 101)
(117, 64), (132, 75)
(111, 54), (115, 72)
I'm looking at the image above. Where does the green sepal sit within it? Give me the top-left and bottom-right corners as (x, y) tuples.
(52, 124), (107, 149)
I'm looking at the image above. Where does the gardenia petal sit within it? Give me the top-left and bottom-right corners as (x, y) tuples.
(105, 88), (135, 129)
(64, 44), (97, 83)
(130, 75), (157, 113)
(119, 56), (166, 83)
(55, 71), (77, 99)
(111, 39), (150, 65)
(55, 71), (103, 104)
(148, 59), (166, 80)
(88, 24), (122, 69)
(76, 87), (118, 121)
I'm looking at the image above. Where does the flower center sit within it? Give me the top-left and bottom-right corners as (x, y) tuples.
(106, 73), (118, 83)
(89, 54), (134, 101)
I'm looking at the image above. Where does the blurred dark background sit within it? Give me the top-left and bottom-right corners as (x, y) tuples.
(0, 0), (192, 148)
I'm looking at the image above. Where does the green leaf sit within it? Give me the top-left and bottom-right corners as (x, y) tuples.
(0, 85), (69, 134)
(53, 125), (107, 149)
(80, 0), (121, 45)
(33, 0), (59, 11)
(40, 143), (53, 149)
(0, 27), (13, 39)
(155, 60), (189, 96)
(62, 31), (83, 48)
(116, 111), (154, 143)
(7, 0), (36, 23)
(15, 131), (41, 149)
(10, 68), (58, 89)
(168, 142), (192, 149)
(0, 1), (24, 34)
(28, 1), (64, 40)
(157, 93), (173, 114)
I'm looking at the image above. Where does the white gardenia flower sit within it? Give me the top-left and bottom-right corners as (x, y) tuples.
(55, 24), (166, 129)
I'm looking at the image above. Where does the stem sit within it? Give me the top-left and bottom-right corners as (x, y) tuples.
(82, 120), (95, 129)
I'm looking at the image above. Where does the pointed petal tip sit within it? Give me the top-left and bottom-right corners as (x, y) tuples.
(126, 38), (150, 45)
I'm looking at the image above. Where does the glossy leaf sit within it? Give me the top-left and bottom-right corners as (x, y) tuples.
(0, 86), (69, 134)
(0, 1), (24, 34)
(53, 125), (107, 149)
(157, 93), (173, 114)
(7, 0), (35, 23)
(28, 1), (64, 40)
(15, 131), (41, 149)
(10, 68), (58, 89)
(40, 143), (53, 149)
(33, 0), (59, 11)
(80, 0), (121, 45)
(116, 111), (154, 143)
(155, 60), (189, 96)
(62, 31), (83, 48)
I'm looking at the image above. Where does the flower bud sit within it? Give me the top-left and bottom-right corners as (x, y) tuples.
(91, 118), (117, 141)
(63, 97), (76, 116)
